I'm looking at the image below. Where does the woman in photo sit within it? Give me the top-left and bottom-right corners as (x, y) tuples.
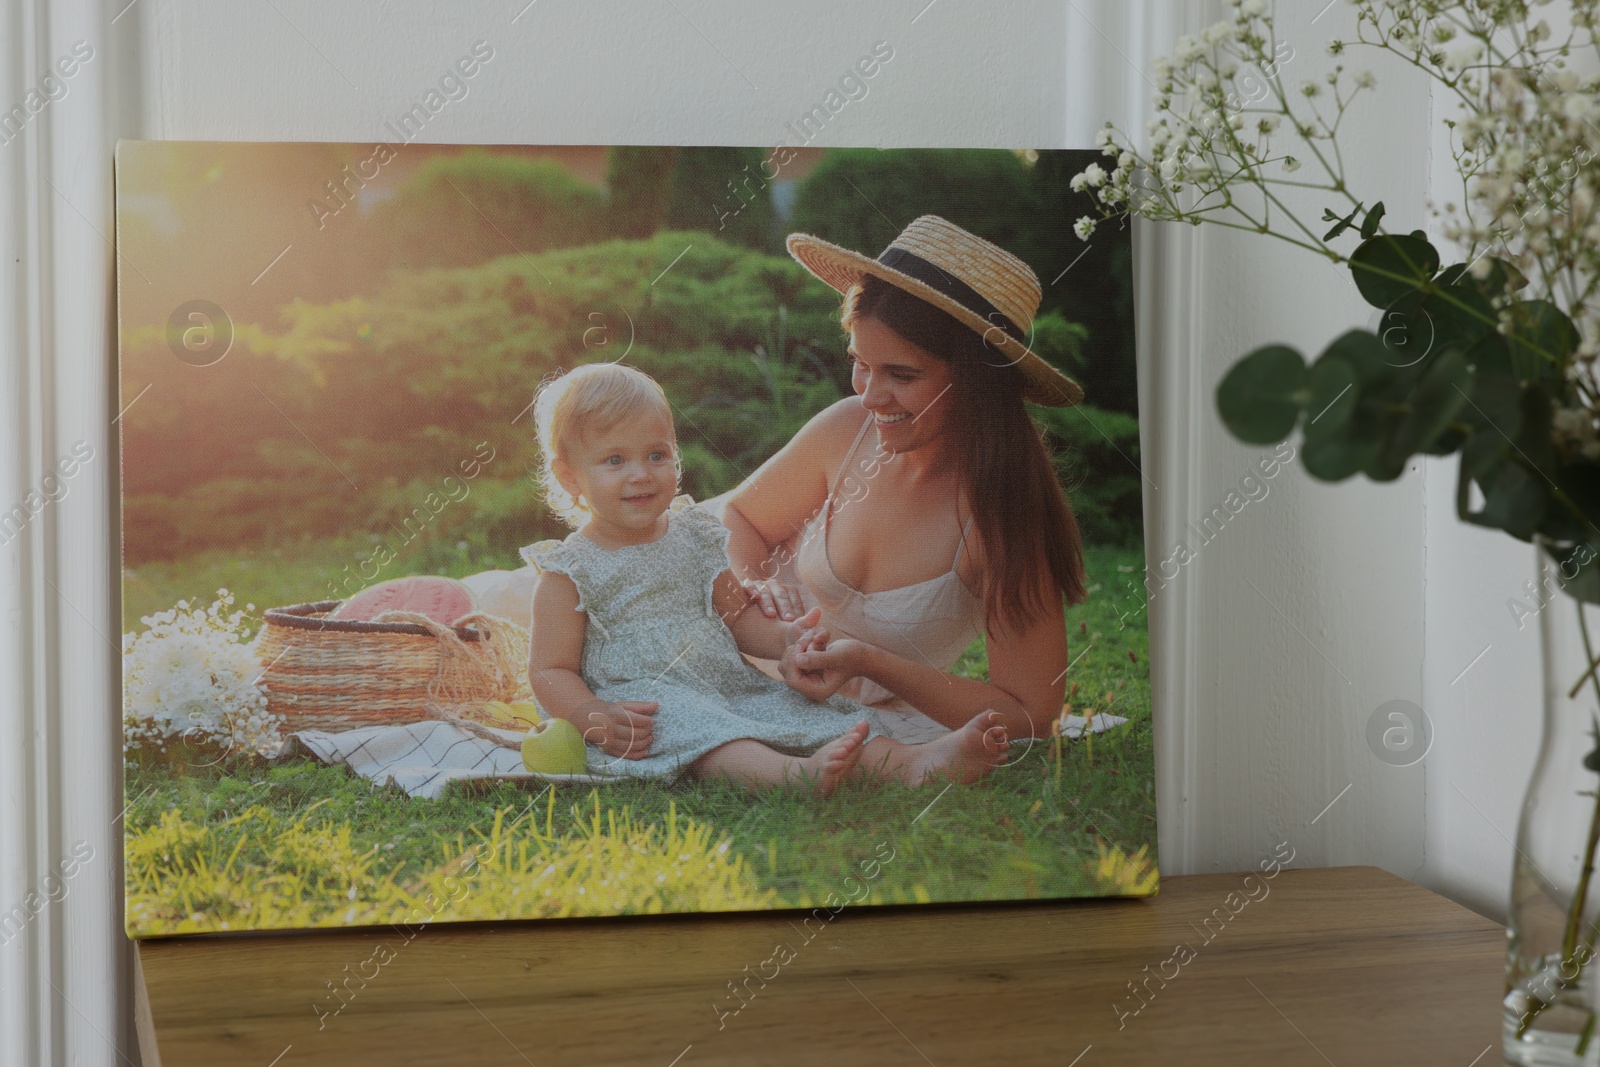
(720, 215), (1090, 743)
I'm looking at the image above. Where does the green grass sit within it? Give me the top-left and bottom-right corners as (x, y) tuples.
(122, 539), (1154, 930)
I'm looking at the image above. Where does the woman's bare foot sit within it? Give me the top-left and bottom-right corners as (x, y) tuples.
(906, 710), (1009, 786)
(792, 721), (869, 796)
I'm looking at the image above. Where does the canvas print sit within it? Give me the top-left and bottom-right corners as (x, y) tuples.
(115, 141), (1153, 939)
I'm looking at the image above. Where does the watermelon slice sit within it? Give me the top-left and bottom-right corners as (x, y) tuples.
(329, 576), (476, 626)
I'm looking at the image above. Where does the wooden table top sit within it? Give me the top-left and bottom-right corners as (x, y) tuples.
(135, 864), (1504, 1066)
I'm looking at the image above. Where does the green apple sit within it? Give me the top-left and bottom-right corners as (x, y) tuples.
(520, 716), (589, 775)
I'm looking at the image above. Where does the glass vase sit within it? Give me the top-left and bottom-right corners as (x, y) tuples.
(1504, 584), (1600, 1065)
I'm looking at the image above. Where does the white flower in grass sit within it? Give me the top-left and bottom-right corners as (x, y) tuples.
(1074, 216), (1097, 241)
(123, 590), (281, 756)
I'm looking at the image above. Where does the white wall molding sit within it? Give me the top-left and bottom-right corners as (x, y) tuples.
(1, 1), (129, 1065)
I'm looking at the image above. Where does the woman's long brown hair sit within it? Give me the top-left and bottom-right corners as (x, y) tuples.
(840, 273), (1087, 635)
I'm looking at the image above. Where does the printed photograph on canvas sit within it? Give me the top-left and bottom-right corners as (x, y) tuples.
(115, 140), (1154, 938)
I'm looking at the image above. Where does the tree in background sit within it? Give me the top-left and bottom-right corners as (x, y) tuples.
(662, 147), (775, 253)
(371, 148), (608, 269)
(789, 148), (1041, 274)
(1027, 149), (1139, 415)
(606, 146), (679, 239)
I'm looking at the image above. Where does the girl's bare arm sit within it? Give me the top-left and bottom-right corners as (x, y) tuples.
(527, 571), (656, 759)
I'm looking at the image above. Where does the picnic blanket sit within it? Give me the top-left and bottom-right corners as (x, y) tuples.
(275, 712), (1131, 799)
(275, 721), (615, 799)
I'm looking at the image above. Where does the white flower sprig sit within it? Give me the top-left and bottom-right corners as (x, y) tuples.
(122, 590), (282, 757)
(1075, 0), (1600, 395)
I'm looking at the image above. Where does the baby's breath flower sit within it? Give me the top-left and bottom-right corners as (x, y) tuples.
(123, 592), (281, 756)
(1074, 216), (1097, 241)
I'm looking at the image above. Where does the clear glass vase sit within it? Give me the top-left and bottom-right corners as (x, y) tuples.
(1504, 580), (1600, 1066)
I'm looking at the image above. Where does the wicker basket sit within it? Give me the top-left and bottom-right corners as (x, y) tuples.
(252, 600), (531, 733)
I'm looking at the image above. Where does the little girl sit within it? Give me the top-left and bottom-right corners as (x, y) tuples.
(521, 362), (1009, 794)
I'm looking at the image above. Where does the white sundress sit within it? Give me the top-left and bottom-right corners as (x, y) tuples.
(519, 497), (891, 784)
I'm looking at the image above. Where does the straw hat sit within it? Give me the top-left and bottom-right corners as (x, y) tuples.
(785, 215), (1085, 407)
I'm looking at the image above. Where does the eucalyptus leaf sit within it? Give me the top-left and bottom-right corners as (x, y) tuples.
(1359, 202), (1386, 240)
(1389, 347), (1473, 458)
(1216, 344), (1307, 444)
(1421, 426), (1467, 456)
(1350, 234), (1441, 308)
(1469, 460), (1548, 541)
(1303, 419), (1383, 481)
(1505, 300), (1581, 376)
(1464, 332), (1513, 379)
(1303, 357), (1358, 441)
(1547, 540), (1600, 606)
(1424, 285), (1497, 350)
(1458, 374), (1521, 482)
(1546, 466), (1600, 544)
(1323, 201), (1364, 242)
(1322, 329), (1400, 391)
(1437, 257), (1527, 297)
(1364, 446), (1411, 482)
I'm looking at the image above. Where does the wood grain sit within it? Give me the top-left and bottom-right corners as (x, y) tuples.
(136, 865), (1503, 1066)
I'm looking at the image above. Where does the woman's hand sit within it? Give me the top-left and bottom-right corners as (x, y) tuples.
(740, 577), (807, 622)
(779, 606), (823, 646)
(574, 699), (657, 760)
(781, 631), (868, 702)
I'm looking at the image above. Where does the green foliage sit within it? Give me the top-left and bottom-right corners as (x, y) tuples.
(1035, 403), (1146, 546)
(790, 149), (1040, 274)
(605, 146), (679, 238)
(663, 146), (775, 252)
(1027, 151), (1138, 415)
(1213, 224), (1600, 599)
(120, 232), (853, 565)
(371, 149), (608, 269)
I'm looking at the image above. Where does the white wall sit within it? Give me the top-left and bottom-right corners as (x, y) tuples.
(0, 1), (1537, 1063)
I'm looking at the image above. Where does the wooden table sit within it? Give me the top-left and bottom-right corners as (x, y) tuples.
(135, 865), (1504, 1065)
